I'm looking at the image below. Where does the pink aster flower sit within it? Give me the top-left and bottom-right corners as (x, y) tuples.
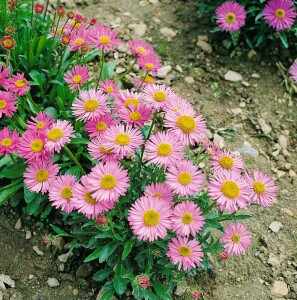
(26, 111), (54, 133)
(165, 108), (207, 146)
(84, 114), (118, 139)
(18, 130), (52, 162)
(88, 137), (121, 162)
(0, 127), (19, 156)
(171, 201), (205, 237)
(221, 222), (252, 255)
(0, 65), (10, 89)
(45, 120), (75, 153)
(208, 170), (249, 213)
(145, 131), (185, 169)
(163, 96), (196, 115)
(88, 24), (121, 52)
(144, 183), (175, 206)
(137, 54), (162, 76)
(118, 103), (152, 127)
(263, 0), (297, 31)
(132, 74), (155, 91)
(5, 73), (30, 96)
(202, 138), (220, 156)
(289, 61), (297, 83)
(102, 124), (144, 157)
(98, 79), (120, 99)
(244, 170), (277, 207)
(24, 160), (60, 194)
(127, 39), (154, 57)
(210, 150), (244, 173)
(128, 196), (172, 242)
(48, 174), (77, 213)
(115, 90), (144, 109)
(0, 91), (17, 118)
(167, 236), (204, 270)
(71, 89), (110, 121)
(166, 160), (205, 197)
(64, 65), (90, 92)
(69, 28), (89, 52)
(86, 162), (129, 202)
(142, 84), (177, 111)
(216, 1), (246, 32)
(72, 175), (114, 219)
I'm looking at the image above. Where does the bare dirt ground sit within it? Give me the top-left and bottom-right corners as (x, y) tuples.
(0, 0), (296, 299)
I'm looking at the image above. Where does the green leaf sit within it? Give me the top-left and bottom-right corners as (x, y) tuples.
(70, 137), (90, 145)
(279, 31), (289, 48)
(0, 163), (26, 179)
(24, 186), (38, 203)
(0, 178), (23, 191)
(95, 232), (114, 239)
(26, 193), (43, 215)
(152, 281), (172, 300)
(0, 156), (12, 168)
(122, 240), (135, 260)
(0, 183), (23, 205)
(65, 166), (81, 179)
(50, 224), (72, 237)
(84, 247), (103, 263)
(100, 289), (115, 300)
(113, 276), (127, 295)
(45, 107), (58, 119)
(99, 241), (118, 263)
(146, 290), (159, 300)
(29, 69), (45, 86)
(102, 62), (116, 80)
(93, 268), (113, 281)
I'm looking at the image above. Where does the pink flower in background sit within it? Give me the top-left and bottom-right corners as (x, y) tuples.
(0, 127), (19, 156)
(86, 162), (129, 202)
(221, 222), (252, 255)
(26, 111), (54, 133)
(0, 91), (17, 118)
(72, 89), (110, 121)
(69, 28), (89, 52)
(289, 61), (297, 83)
(208, 170), (249, 213)
(128, 196), (171, 242)
(202, 138), (219, 156)
(163, 96), (195, 115)
(0, 65), (10, 89)
(244, 170), (277, 207)
(115, 90), (144, 109)
(5, 73), (30, 96)
(216, 1), (246, 32)
(118, 103), (152, 127)
(48, 174), (77, 214)
(24, 160), (60, 194)
(210, 150), (244, 173)
(263, 0), (297, 31)
(88, 137), (121, 162)
(132, 74), (155, 91)
(127, 39), (154, 57)
(137, 53), (162, 76)
(98, 79), (120, 99)
(167, 236), (204, 270)
(166, 160), (205, 197)
(145, 131), (185, 169)
(171, 201), (205, 237)
(64, 65), (90, 92)
(144, 182), (175, 206)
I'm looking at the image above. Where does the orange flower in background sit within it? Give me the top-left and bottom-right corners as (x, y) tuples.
(5, 27), (15, 35)
(1, 36), (15, 50)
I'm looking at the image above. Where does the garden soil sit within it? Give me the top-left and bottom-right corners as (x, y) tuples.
(0, 0), (297, 299)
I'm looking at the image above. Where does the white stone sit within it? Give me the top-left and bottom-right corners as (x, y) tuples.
(289, 170), (297, 177)
(242, 81), (250, 87)
(47, 278), (59, 288)
(25, 231), (32, 240)
(160, 27), (176, 40)
(270, 281), (288, 298)
(258, 118), (272, 135)
(213, 133), (225, 149)
(149, 0), (158, 3)
(278, 135), (288, 149)
(0, 274), (15, 288)
(196, 39), (212, 54)
(251, 73), (260, 78)
(157, 65), (172, 78)
(281, 208), (294, 216)
(174, 285), (187, 296)
(247, 50), (257, 60)
(128, 23), (147, 37)
(224, 70), (242, 82)
(268, 253), (281, 268)
(277, 170), (286, 178)
(231, 108), (242, 115)
(28, 275), (34, 280)
(115, 67), (126, 74)
(269, 221), (283, 233)
(14, 218), (22, 230)
(58, 252), (73, 263)
(176, 65), (183, 73)
(184, 76), (194, 84)
(33, 246), (44, 256)
(0, 290), (3, 300)
(198, 35), (208, 42)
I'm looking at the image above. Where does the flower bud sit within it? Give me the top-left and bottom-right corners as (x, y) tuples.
(75, 14), (83, 23)
(138, 276), (150, 289)
(34, 3), (44, 14)
(67, 11), (75, 19)
(57, 6), (65, 16)
(42, 236), (51, 245)
(90, 17), (97, 25)
(190, 290), (201, 300)
(5, 26), (15, 35)
(61, 34), (70, 45)
(96, 215), (107, 226)
(81, 45), (89, 53)
(219, 251), (229, 261)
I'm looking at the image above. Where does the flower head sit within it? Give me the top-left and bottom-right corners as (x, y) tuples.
(64, 65), (90, 92)
(127, 39), (154, 57)
(115, 90), (144, 109)
(0, 90), (17, 118)
(128, 196), (172, 242)
(26, 111), (54, 133)
(210, 150), (244, 173)
(167, 236), (204, 270)
(221, 222), (252, 255)
(163, 96), (195, 115)
(1, 36), (15, 49)
(57, 6), (65, 16)
(144, 183), (175, 206)
(118, 103), (152, 127)
(0, 127), (19, 156)
(132, 74), (155, 91)
(34, 3), (44, 14)
(263, 0), (297, 31)
(88, 137), (121, 162)
(98, 79), (120, 99)
(69, 28), (89, 52)
(137, 54), (162, 76)
(5, 73), (30, 96)
(289, 61), (297, 84)
(0, 65), (10, 89)
(216, 1), (246, 32)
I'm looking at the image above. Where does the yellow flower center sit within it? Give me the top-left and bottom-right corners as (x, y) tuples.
(48, 128), (63, 141)
(99, 145), (113, 155)
(178, 246), (191, 257)
(219, 156), (234, 169)
(115, 133), (131, 146)
(221, 180), (240, 199)
(100, 174), (117, 190)
(275, 9), (285, 18)
(225, 12), (236, 23)
(75, 38), (84, 46)
(153, 193), (162, 199)
(176, 115), (196, 133)
(136, 47), (147, 55)
(84, 99), (99, 112)
(145, 63), (154, 70)
(125, 98), (140, 108)
(157, 143), (172, 156)
(181, 213), (193, 225)
(96, 121), (107, 131)
(15, 79), (27, 88)
(61, 186), (72, 200)
(178, 172), (192, 185)
(1, 138), (12, 147)
(36, 121), (45, 129)
(30, 139), (44, 153)
(35, 169), (49, 183)
(0, 100), (7, 109)
(153, 91), (166, 102)
(84, 192), (97, 205)
(3, 39), (13, 48)
(71, 21), (81, 29)
(144, 75), (154, 84)
(99, 35), (110, 44)
(129, 111), (141, 121)
(143, 209), (160, 226)
(253, 181), (266, 195)
(55, 28), (66, 35)
(231, 233), (241, 244)
(106, 86), (113, 92)
(72, 75), (82, 84)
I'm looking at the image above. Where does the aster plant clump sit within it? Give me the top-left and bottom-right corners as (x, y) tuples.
(0, 1), (278, 299)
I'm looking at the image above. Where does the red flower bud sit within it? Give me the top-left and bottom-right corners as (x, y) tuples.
(219, 251), (229, 261)
(61, 34), (70, 45)
(96, 215), (107, 226)
(90, 18), (97, 25)
(34, 3), (44, 14)
(190, 290), (201, 300)
(57, 6), (65, 16)
(75, 14), (83, 23)
(138, 276), (150, 289)
(67, 11), (75, 19)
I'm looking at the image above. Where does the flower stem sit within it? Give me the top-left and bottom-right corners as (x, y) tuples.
(63, 145), (86, 175)
(9, 153), (16, 164)
(43, 0), (49, 21)
(118, 58), (137, 81)
(136, 70), (149, 92)
(6, 50), (10, 67)
(3, 0), (8, 27)
(30, 0), (35, 36)
(98, 50), (105, 82)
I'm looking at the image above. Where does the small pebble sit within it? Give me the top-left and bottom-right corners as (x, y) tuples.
(47, 278), (59, 288)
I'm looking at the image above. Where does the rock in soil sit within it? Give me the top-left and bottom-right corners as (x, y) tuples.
(224, 70), (242, 82)
(270, 281), (288, 298)
(269, 221), (283, 233)
(0, 274), (15, 288)
(47, 277), (59, 288)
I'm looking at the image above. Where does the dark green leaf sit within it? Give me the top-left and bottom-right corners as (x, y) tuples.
(122, 240), (135, 260)
(93, 268), (113, 281)
(146, 290), (160, 300)
(84, 247), (103, 263)
(152, 281), (172, 300)
(70, 137), (90, 145)
(0, 183), (23, 205)
(50, 224), (72, 237)
(99, 241), (118, 263)
(113, 276), (127, 295)
(0, 163), (26, 179)
(100, 289), (115, 300)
